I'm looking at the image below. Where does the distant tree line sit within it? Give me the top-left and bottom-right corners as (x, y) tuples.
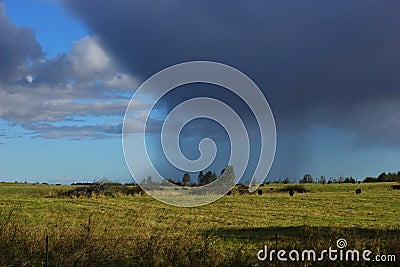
(136, 169), (400, 186)
(270, 174), (358, 184)
(17, 168), (400, 187)
(140, 166), (234, 187)
(298, 174), (357, 184)
(272, 171), (400, 184)
(364, 171), (400, 183)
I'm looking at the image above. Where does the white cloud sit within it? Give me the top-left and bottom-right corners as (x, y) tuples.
(0, 19), (142, 139)
(0, 3), (207, 140)
(25, 75), (34, 83)
(69, 36), (110, 77)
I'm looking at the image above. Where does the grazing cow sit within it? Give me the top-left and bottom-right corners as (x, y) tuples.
(289, 189), (294, 196)
(227, 190), (232, 196)
(392, 185), (400, 190)
(257, 189), (263, 196)
(355, 188), (361, 194)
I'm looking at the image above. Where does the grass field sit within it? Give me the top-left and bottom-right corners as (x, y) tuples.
(0, 182), (399, 266)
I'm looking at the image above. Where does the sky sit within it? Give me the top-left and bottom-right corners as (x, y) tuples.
(0, 0), (399, 184)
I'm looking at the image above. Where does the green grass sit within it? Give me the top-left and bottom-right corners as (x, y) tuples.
(0, 182), (399, 266)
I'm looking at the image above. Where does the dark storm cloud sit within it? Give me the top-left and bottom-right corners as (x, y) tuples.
(62, 0), (400, 145)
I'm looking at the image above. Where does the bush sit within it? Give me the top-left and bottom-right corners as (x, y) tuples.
(279, 185), (308, 193)
(58, 183), (143, 198)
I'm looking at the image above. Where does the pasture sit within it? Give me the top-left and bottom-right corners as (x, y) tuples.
(0, 182), (399, 266)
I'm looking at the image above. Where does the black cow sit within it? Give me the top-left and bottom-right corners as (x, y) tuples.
(257, 189), (263, 196)
(289, 189), (295, 197)
(392, 185), (400, 190)
(355, 188), (362, 194)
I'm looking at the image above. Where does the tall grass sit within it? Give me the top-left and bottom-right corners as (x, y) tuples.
(0, 182), (399, 266)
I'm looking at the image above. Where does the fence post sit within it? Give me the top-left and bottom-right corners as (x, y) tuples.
(275, 233), (278, 263)
(45, 235), (49, 267)
(203, 232), (209, 263)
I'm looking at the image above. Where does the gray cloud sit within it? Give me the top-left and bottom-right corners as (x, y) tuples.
(0, 3), (43, 83)
(0, 4), (142, 139)
(61, 0), (400, 146)
(0, 130), (4, 144)
(32, 36), (137, 90)
(0, 129), (4, 144)
(25, 123), (123, 140)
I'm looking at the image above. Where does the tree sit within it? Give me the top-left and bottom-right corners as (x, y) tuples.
(220, 165), (236, 186)
(182, 172), (191, 186)
(300, 174), (314, 183)
(364, 171), (400, 183)
(377, 172), (388, 182)
(198, 171), (205, 185)
(204, 171), (217, 185)
(220, 168), (226, 176)
(363, 177), (377, 183)
(283, 177), (290, 184)
(343, 177), (356, 183)
(161, 179), (170, 186)
(141, 176), (154, 186)
(212, 172), (217, 183)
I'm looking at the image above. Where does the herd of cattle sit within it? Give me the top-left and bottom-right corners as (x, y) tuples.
(225, 183), (400, 196)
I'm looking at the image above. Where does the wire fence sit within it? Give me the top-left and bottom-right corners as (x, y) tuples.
(38, 230), (400, 267)
(40, 232), (282, 267)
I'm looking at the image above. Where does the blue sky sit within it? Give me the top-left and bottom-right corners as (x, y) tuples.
(3, 0), (89, 57)
(0, 0), (132, 183)
(0, 0), (399, 184)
